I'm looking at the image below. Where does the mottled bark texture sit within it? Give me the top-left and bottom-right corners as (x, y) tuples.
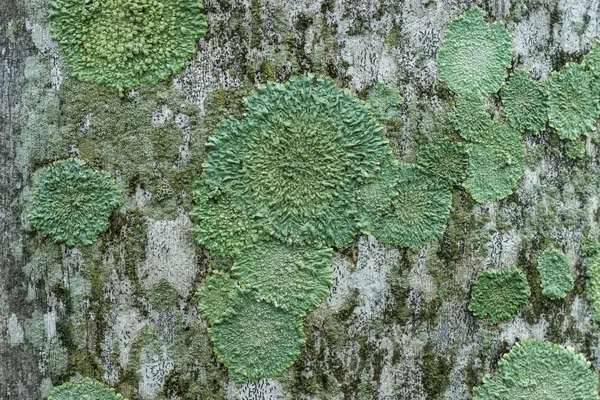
(3, 0), (600, 399)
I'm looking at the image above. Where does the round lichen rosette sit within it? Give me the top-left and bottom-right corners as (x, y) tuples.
(365, 82), (403, 123)
(502, 69), (547, 134)
(48, 377), (124, 400)
(367, 164), (452, 250)
(417, 138), (468, 190)
(437, 7), (513, 96)
(49, 0), (208, 94)
(28, 158), (123, 246)
(202, 75), (390, 247)
(196, 270), (237, 325)
(232, 241), (333, 314)
(208, 289), (306, 380)
(473, 340), (599, 400)
(544, 63), (600, 140)
(469, 267), (530, 324)
(537, 248), (574, 300)
(447, 94), (493, 143)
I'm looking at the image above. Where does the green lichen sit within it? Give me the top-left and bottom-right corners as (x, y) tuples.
(437, 7), (513, 95)
(502, 69), (547, 134)
(365, 82), (403, 123)
(463, 124), (525, 203)
(447, 94), (493, 143)
(196, 271), (237, 325)
(536, 249), (574, 300)
(417, 137), (468, 189)
(232, 241), (333, 314)
(48, 377), (124, 400)
(469, 267), (530, 324)
(473, 340), (599, 400)
(586, 254), (600, 321)
(49, 0), (208, 94)
(545, 63), (600, 140)
(369, 164), (452, 250)
(583, 39), (600, 78)
(565, 138), (586, 160)
(208, 289), (305, 380)
(201, 75), (389, 247)
(28, 158), (123, 246)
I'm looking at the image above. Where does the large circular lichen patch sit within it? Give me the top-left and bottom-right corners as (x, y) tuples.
(48, 377), (124, 400)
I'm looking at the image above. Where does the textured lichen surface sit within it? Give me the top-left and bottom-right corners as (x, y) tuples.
(28, 158), (122, 246)
(232, 241), (333, 313)
(545, 63), (599, 140)
(537, 248), (574, 300)
(473, 340), (599, 400)
(202, 75), (389, 246)
(365, 82), (403, 123)
(586, 254), (600, 321)
(437, 7), (513, 95)
(208, 290), (305, 380)
(502, 69), (547, 134)
(447, 94), (493, 143)
(196, 271), (237, 325)
(469, 267), (531, 324)
(49, 0), (207, 93)
(48, 377), (124, 400)
(417, 138), (468, 189)
(584, 39), (600, 78)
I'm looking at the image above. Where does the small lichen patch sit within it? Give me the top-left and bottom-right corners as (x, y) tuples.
(417, 138), (468, 189)
(537, 248), (574, 300)
(586, 254), (600, 321)
(437, 7), (513, 95)
(48, 377), (124, 400)
(196, 271), (237, 325)
(545, 63), (599, 140)
(583, 39), (600, 78)
(49, 0), (208, 93)
(365, 82), (403, 123)
(28, 158), (122, 246)
(447, 94), (493, 143)
(502, 69), (547, 134)
(473, 340), (599, 400)
(232, 241), (333, 313)
(208, 290), (305, 380)
(469, 267), (530, 324)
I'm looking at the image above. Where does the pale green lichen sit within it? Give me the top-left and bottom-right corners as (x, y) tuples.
(536, 248), (574, 300)
(48, 377), (124, 400)
(447, 94), (493, 143)
(437, 7), (513, 95)
(473, 340), (599, 400)
(583, 39), (600, 78)
(201, 75), (389, 247)
(565, 138), (586, 160)
(463, 124), (525, 203)
(586, 254), (600, 321)
(369, 164), (452, 250)
(417, 137), (468, 189)
(196, 271), (237, 325)
(208, 289), (305, 380)
(49, 0), (208, 93)
(232, 241), (333, 314)
(469, 267), (530, 324)
(545, 63), (600, 140)
(365, 82), (403, 123)
(502, 69), (547, 134)
(28, 158), (123, 246)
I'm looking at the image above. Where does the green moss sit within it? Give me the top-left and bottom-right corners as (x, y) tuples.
(421, 343), (453, 399)
(582, 236), (600, 257)
(473, 340), (599, 400)
(502, 69), (547, 134)
(49, 0), (207, 94)
(28, 158), (123, 246)
(437, 7), (513, 95)
(585, 254), (600, 321)
(208, 289), (305, 380)
(149, 279), (179, 311)
(469, 267), (530, 324)
(201, 75), (389, 247)
(536, 249), (574, 300)
(417, 137), (468, 189)
(545, 63), (600, 140)
(447, 94), (493, 143)
(196, 270), (237, 325)
(365, 82), (403, 123)
(565, 138), (587, 160)
(48, 377), (123, 400)
(232, 241), (332, 314)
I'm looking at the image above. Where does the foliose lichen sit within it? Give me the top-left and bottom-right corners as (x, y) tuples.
(437, 7), (513, 96)
(447, 94), (493, 143)
(201, 75), (389, 247)
(417, 137), (469, 189)
(28, 158), (123, 246)
(473, 340), (599, 400)
(232, 241), (333, 314)
(208, 289), (305, 380)
(502, 69), (548, 134)
(48, 377), (124, 400)
(536, 248), (574, 300)
(545, 62), (600, 140)
(583, 39), (600, 78)
(586, 253), (600, 321)
(365, 82), (403, 123)
(468, 267), (530, 324)
(49, 0), (208, 93)
(196, 271), (237, 325)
